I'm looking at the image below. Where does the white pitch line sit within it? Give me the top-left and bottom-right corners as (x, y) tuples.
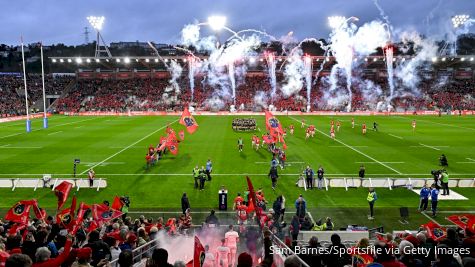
(456, 162), (475, 164)
(414, 118), (475, 131)
(47, 131), (63, 136)
(421, 211), (441, 224)
(355, 162), (404, 164)
(330, 145), (368, 148)
(466, 158), (475, 162)
(436, 211), (475, 214)
(78, 119), (178, 175)
(418, 143), (441, 151)
(290, 117), (403, 175)
(0, 146), (42, 149)
(388, 134), (403, 139)
(0, 117), (101, 140)
(0, 133), (22, 139)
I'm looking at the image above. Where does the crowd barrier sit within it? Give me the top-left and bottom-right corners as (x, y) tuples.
(298, 230), (370, 243)
(297, 177), (475, 191)
(0, 178), (107, 191)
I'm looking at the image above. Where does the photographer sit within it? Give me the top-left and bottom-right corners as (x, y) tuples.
(439, 154), (448, 167)
(431, 170), (442, 190)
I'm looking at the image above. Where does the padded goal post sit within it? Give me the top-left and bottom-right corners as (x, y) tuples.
(0, 177), (107, 191)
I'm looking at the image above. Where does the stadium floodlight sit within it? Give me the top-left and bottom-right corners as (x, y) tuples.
(154, 58), (159, 63)
(87, 16), (112, 58)
(145, 58), (150, 63)
(87, 16), (105, 31)
(452, 14), (470, 28)
(116, 58), (120, 63)
(86, 58), (91, 63)
(364, 58), (368, 62)
(461, 57), (466, 61)
(431, 57), (437, 62)
(75, 58), (82, 64)
(207, 16), (227, 31)
(67, 59), (72, 63)
(471, 57), (474, 61)
(52, 59), (57, 63)
(95, 58), (100, 63)
(59, 59), (64, 63)
(249, 57), (256, 64)
(373, 58), (378, 62)
(124, 57), (131, 64)
(442, 57), (446, 62)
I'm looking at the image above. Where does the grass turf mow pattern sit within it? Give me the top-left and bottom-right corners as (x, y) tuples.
(0, 114), (474, 231)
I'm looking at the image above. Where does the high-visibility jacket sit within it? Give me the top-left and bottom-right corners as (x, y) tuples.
(193, 168), (200, 178)
(367, 192), (377, 202)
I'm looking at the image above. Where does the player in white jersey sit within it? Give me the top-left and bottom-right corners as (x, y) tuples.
(351, 118), (355, 129)
(412, 120), (416, 132)
(203, 245), (216, 267)
(216, 239), (230, 267)
(225, 225), (240, 267)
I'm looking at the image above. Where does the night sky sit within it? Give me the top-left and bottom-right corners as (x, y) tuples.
(1, 0), (474, 45)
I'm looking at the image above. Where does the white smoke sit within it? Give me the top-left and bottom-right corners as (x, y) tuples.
(395, 31), (438, 95)
(254, 91), (269, 109)
(165, 60), (183, 95)
(281, 49), (305, 97)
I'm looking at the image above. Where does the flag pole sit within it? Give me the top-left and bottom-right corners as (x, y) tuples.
(40, 42), (48, 128)
(21, 36), (31, 132)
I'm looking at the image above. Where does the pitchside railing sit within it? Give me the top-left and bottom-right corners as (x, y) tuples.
(296, 177), (475, 191)
(0, 177), (107, 191)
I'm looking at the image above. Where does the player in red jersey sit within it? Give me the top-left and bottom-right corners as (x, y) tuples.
(336, 121), (341, 132)
(305, 127), (311, 140)
(351, 118), (355, 129)
(289, 124), (294, 135)
(412, 120), (416, 132)
(233, 193), (244, 210)
(362, 123), (367, 135)
(309, 125), (315, 137)
(330, 125), (335, 139)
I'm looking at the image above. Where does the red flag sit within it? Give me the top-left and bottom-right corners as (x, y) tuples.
(54, 181), (73, 210)
(179, 130), (185, 141)
(111, 196), (123, 211)
(5, 201), (32, 225)
(167, 142), (179, 155)
(447, 214), (475, 229)
(91, 204), (123, 226)
(180, 107), (199, 134)
(186, 236), (206, 267)
(422, 221), (447, 241)
(467, 218), (475, 234)
(166, 133), (179, 155)
(56, 208), (74, 229)
(70, 202), (90, 234)
(8, 223), (27, 235)
(265, 110), (283, 137)
(246, 176), (263, 227)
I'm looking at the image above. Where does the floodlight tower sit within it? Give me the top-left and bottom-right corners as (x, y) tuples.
(87, 16), (112, 58)
(207, 15), (227, 48)
(449, 14), (471, 56)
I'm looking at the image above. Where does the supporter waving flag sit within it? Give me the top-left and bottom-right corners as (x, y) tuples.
(447, 214), (475, 229)
(246, 176), (264, 227)
(180, 107), (199, 134)
(91, 204), (123, 227)
(186, 236), (206, 267)
(265, 110), (283, 137)
(54, 181), (73, 210)
(5, 200), (34, 224)
(111, 196), (124, 211)
(422, 221), (447, 241)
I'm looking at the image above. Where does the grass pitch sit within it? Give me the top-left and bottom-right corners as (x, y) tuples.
(0, 114), (474, 231)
